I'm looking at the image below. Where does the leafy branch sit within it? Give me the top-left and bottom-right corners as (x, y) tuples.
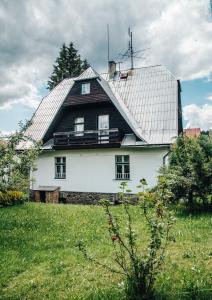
(78, 179), (175, 300)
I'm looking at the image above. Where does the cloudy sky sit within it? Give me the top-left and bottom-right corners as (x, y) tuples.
(0, 0), (212, 134)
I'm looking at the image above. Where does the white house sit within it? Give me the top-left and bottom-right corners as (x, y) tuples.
(25, 62), (182, 203)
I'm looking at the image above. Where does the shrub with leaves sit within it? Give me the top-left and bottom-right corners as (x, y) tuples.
(78, 179), (175, 300)
(0, 190), (25, 207)
(0, 121), (41, 203)
(160, 133), (212, 206)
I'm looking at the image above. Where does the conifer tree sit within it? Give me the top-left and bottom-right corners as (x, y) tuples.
(47, 42), (89, 90)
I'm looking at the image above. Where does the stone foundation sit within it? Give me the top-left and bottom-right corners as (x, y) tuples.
(31, 190), (138, 205)
(59, 191), (120, 205)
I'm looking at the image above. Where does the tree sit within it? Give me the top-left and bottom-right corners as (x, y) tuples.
(0, 122), (41, 197)
(47, 42), (89, 90)
(160, 134), (212, 206)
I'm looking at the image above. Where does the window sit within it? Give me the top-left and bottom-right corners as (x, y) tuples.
(115, 155), (130, 180)
(55, 157), (66, 179)
(74, 117), (84, 136)
(98, 115), (109, 130)
(81, 82), (90, 94)
(98, 114), (109, 143)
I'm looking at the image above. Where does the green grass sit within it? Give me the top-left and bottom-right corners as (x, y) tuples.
(0, 203), (211, 300)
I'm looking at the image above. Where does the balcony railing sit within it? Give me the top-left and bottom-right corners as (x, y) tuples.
(53, 128), (122, 147)
(55, 173), (66, 179)
(116, 173), (130, 180)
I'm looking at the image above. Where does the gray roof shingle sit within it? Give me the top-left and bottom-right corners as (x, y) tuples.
(102, 65), (179, 144)
(24, 78), (74, 141)
(25, 65), (179, 146)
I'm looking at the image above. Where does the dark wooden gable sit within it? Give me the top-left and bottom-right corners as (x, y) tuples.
(53, 103), (133, 134)
(43, 102), (134, 143)
(43, 77), (136, 144)
(63, 78), (111, 107)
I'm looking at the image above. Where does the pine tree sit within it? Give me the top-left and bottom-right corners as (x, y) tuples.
(47, 42), (89, 90)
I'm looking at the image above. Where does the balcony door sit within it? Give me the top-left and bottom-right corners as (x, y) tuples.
(74, 117), (84, 136)
(98, 115), (109, 143)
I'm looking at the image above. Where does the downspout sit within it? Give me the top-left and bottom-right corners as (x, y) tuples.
(163, 149), (171, 166)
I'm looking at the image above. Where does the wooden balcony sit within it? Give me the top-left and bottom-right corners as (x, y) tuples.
(53, 128), (123, 149)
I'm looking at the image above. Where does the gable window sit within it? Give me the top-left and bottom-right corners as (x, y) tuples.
(115, 155), (130, 180)
(81, 82), (90, 94)
(55, 157), (66, 179)
(74, 117), (84, 136)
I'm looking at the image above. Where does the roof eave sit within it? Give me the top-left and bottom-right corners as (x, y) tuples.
(121, 143), (171, 148)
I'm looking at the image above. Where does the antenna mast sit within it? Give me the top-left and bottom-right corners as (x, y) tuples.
(107, 24), (110, 66)
(129, 28), (133, 69)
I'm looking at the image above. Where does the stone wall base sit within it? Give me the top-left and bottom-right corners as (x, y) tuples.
(31, 190), (138, 205)
(59, 191), (120, 205)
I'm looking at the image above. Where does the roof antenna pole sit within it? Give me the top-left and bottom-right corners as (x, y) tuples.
(119, 27), (149, 69)
(107, 24), (110, 68)
(129, 27), (133, 69)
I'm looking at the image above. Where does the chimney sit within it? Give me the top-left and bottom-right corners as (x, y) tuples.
(108, 61), (116, 79)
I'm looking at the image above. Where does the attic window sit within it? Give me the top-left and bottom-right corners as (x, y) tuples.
(81, 83), (90, 94)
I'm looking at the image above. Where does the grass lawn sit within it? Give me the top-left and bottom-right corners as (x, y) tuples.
(0, 203), (211, 300)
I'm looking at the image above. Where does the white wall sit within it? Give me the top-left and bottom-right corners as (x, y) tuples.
(32, 148), (168, 194)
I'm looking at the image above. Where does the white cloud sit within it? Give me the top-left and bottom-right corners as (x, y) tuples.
(0, 0), (212, 111)
(183, 104), (212, 130)
(0, 130), (14, 136)
(147, 0), (212, 80)
(206, 94), (212, 101)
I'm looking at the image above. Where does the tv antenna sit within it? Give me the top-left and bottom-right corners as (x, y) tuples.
(119, 27), (150, 69)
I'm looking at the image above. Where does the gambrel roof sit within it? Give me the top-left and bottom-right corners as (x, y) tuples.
(102, 66), (179, 144)
(24, 65), (180, 146)
(24, 78), (74, 141)
(75, 66), (99, 81)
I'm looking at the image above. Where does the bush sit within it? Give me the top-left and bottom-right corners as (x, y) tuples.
(0, 192), (5, 205)
(160, 134), (212, 207)
(78, 179), (175, 300)
(0, 191), (25, 207)
(0, 121), (41, 195)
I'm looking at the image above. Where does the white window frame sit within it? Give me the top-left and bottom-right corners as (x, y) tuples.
(81, 82), (90, 95)
(115, 155), (130, 180)
(98, 114), (109, 143)
(55, 157), (66, 179)
(74, 117), (84, 136)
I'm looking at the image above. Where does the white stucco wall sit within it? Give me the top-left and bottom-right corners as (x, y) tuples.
(31, 148), (168, 193)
